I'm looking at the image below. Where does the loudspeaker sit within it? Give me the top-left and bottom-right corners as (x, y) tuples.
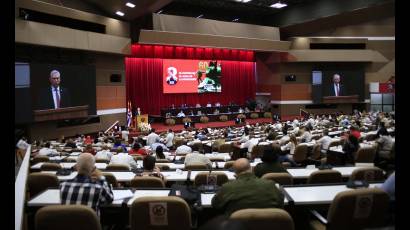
(285, 75), (296, 81)
(110, 74), (122, 82)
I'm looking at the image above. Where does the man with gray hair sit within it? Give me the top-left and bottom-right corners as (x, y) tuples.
(211, 158), (284, 216)
(36, 69), (71, 110)
(60, 153), (113, 216)
(330, 73), (344, 96)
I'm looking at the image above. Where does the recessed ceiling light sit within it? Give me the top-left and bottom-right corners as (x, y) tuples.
(126, 2), (135, 8)
(271, 2), (287, 8)
(243, 0), (252, 2)
(116, 11), (125, 16)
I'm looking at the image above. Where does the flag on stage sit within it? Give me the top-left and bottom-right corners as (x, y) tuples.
(127, 101), (133, 128)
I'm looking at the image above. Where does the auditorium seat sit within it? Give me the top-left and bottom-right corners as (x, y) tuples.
(130, 196), (192, 230)
(307, 170), (342, 184)
(224, 161), (235, 169)
(309, 188), (389, 230)
(185, 163), (209, 170)
(101, 172), (118, 188)
(261, 173), (293, 185)
(194, 172), (229, 186)
(27, 173), (59, 199)
(130, 176), (165, 188)
(355, 147), (377, 163)
(251, 145), (266, 160)
(63, 157), (77, 162)
(349, 167), (385, 182)
(293, 144), (308, 164)
(218, 143), (233, 154)
(310, 144), (322, 160)
(106, 164), (130, 171)
(230, 208), (294, 230)
(95, 158), (110, 164)
(40, 163), (62, 171)
(35, 205), (101, 230)
(156, 164), (170, 170)
(31, 155), (50, 164)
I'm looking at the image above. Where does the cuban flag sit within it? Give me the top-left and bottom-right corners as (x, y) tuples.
(127, 101), (133, 128)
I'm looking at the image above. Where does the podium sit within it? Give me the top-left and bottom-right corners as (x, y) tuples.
(33, 105), (89, 122)
(323, 95), (359, 104)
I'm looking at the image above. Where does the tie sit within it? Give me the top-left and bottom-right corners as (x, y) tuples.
(336, 84), (340, 96)
(54, 87), (60, 108)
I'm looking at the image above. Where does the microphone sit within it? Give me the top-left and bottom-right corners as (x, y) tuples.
(185, 170), (192, 186)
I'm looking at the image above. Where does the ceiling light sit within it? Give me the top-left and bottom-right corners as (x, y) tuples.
(197, 14), (203, 18)
(116, 11), (125, 16)
(271, 2), (287, 8)
(126, 2), (135, 8)
(243, 0), (252, 2)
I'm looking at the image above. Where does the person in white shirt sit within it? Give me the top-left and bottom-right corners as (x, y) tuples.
(299, 126), (312, 143)
(164, 129), (174, 148)
(316, 130), (332, 154)
(215, 102), (221, 107)
(38, 142), (58, 156)
(109, 152), (138, 170)
(95, 145), (113, 160)
(176, 145), (192, 155)
(121, 129), (129, 142)
(241, 138), (259, 153)
(177, 110), (186, 118)
(184, 151), (212, 168)
(146, 129), (160, 146)
(16, 137), (30, 150)
(206, 102), (212, 107)
(283, 135), (297, 155)
(196, 103), (201, 108)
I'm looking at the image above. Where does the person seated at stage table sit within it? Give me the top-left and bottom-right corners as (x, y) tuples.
(211, 158), (284, 216)
(60, 153), (113, 216)
(196, 103), (201, 108)
(197, 110), (203, 116)
(109, 147), (139, 170)
(95, 145), (112, 160)
(189, 110), (195, 116)
(141, 155), (165, 181)
(254, 145), (287, 178)
(177, 110), (186, 117)
(206, 102), (212, 107)
(146, 129), (160, 146)
(184, 150), (212, 168)
(238, 107), (244, 113)
(244, 107), (250, 113)
(213, 108), (220, 115)
(215, 102), (221, 107)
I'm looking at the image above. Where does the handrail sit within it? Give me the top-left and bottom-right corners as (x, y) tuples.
(104, 120), (119, 134)
(15, 145), (31, 230)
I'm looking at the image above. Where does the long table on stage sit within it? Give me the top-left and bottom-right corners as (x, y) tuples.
(164, 112), (268, 124)
(161, 105), (241, 117)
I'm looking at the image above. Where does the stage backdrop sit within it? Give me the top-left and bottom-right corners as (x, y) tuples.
(126, 58), (255, 115)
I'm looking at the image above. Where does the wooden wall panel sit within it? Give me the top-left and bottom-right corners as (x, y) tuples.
(281, 84), (311, 100)
(96, 86), (125, 110)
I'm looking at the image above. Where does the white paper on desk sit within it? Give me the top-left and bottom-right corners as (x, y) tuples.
(201, 193), (215, 207)
(113, 190), (134, 200)
(128, 190), (170, 205)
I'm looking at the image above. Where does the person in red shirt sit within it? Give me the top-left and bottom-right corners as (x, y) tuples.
(349, 126), (361, 139)
(129, 143), (148, 156)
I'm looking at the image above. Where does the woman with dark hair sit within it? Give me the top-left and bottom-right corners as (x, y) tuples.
(254, 144), (287, 178)
(129, 143), (148, 156)
(342, 134), (359, 165)
(155, 145), (166, 159)
(142, 155), (165, 181)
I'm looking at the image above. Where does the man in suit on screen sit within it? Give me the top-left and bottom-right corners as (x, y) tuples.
(329, 73), (344, 96)
(36, 70), (71, 110)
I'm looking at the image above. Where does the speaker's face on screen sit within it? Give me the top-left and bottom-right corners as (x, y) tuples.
(49, 72), (61, 87)
(332, 74), (341, 84)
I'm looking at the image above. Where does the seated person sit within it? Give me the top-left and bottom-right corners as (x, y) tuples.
(38, 142), (58, 156)
(196, 103), (201, 108)
(215, 102), (221, 107)
(109, 147), (139, 170)
(154, 145), (166, 159)
(254, 145), (287, 177)
(211, 158), (284, 216)
(184, 151), (212, 168)
(316, 130), (332, 154)
(177, 110), (186, 118)
(213, 108), (220, 115)
(141, 155), (165, 181)
(197, 110), (203, 116)
(83, 144), (96, 156)
(375, 127), (394, 160)
(151, 140), (169, 153)
(64, 138), (77, 149)
(349, 126), (361, 139)
(342, 134), (359, 165)
(206, 102), (212, 107)
(299, 126), (312, 143)
(95, 145), (112, 160)
(112, 138), (127, 153)
(244, 107), (250, 113)
(60, 153), (113, 216)
(280, 135), (298, 167)
(189, 110), (195, 116)
(238, 107), (244, 113)
(176, 144), (192, 155)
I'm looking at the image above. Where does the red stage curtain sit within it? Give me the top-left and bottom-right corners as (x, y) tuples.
(126, 58), (256, 115)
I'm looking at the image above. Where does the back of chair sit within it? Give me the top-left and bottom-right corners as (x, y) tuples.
(281, 162), (291, 168)
(293, 144), (308, 163)
(261, 173), (293, 185)
(328, 140), (340, 148)
(174, 139), (185, 148)
(27, 173), (59, 199)
(224, 161), (235, 169)
(327, 188), (389, 230)
(32, 155), (50, 164)
(219, 143), (233, 153)
(349, 167), (385, 182)
(106, 164), (130, 171)
(130, 196), (191, 230)
(192, 142), (204, 152)
(130, 176), (165, 188)
(156, 159), (170, 163)
(156, 164), (170, 171)
(307, 170), (342, 184)
(63, 157), (77, 163)
(310, 144), (322, 160)
(230, 208), (294, 230)
(251, 145), (266, 160)
(40, 163), (62, 171)
(101, 172), (118, 188)
(185, 163), (209, 170)
(35, 205), (101, 230)
(355, 147), (376, 163)
(194, 172), (229, 186)
(95, 158), (110, 164)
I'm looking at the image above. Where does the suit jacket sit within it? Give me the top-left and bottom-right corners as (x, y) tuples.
(329, 84), (344, 96)
(36, 86), (71, 110)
